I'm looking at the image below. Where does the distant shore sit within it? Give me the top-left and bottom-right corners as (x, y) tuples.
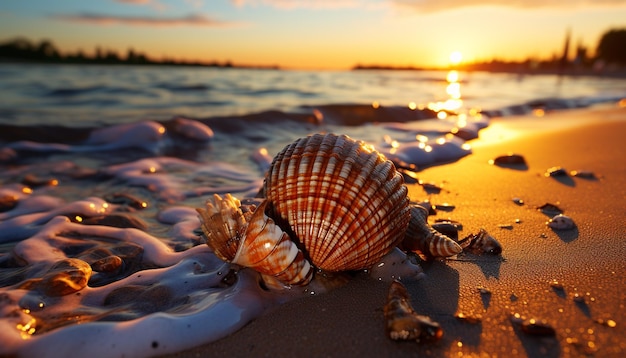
(353, 64), (626, 78)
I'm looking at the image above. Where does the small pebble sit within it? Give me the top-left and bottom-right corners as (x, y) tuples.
(490, 153), (527, 166)
(547, 214), (576, 230)
(570, 170), (596, 179)
(545, 166), (567, 177)
(537, 203), (563, 216)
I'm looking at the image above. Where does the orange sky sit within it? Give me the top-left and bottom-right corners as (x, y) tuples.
(1, 1), (625, 69)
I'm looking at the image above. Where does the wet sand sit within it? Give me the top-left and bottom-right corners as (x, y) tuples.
(169, 106), (626, 357)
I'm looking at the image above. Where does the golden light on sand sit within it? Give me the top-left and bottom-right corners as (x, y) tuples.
(408, 102), (417, 110)
(449, 51), (463, 66)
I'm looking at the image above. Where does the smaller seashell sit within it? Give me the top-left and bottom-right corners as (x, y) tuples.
(489, 153), (527, 166)
(459, 228), (502, 255)
(0, 194), (19, 212)
(547, 214), (576, 230)
(545, 166), (567, 177)
(197, 194), (314, 286)
(384, 280), (443, 342)
(401, 205), (462, 260)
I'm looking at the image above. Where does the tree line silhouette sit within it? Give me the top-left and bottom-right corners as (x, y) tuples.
(0, 37), (276, 68)
(1, 28), (625, 73)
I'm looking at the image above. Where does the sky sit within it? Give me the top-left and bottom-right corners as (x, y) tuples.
(1, 0), (625, 70)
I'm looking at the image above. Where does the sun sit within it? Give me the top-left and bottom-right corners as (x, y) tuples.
(449, 51), (463, 66)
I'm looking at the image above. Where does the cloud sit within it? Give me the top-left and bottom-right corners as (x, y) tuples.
(231, 0), (364, 10)
(115, 0), (152, 4)
(390, 0), (626, 13)
(52, 13), (239, 27)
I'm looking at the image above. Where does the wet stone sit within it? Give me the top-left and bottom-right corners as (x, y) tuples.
(82, 214), (148, 230)
(104, 193), (149, 210)
(91, 255), (124, 273)
(40, 258), (92, 296)
(21, 174), (59, 188)
(0, 194), (19, 212)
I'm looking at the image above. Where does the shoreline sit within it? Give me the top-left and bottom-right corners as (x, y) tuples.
(168, 106), (626, 357)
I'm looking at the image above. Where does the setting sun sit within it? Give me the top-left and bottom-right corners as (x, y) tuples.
(449, 51), (463, 66)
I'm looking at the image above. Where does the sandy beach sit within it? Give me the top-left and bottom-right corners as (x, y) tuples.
(169, 105), (626, 358)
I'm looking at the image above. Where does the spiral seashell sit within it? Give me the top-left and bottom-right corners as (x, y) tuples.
(400, 205), (462, 260)
(197, 193), (313, 286)
(263, 133), (411, 272)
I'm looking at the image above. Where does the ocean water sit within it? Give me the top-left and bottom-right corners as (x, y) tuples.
(0, 63), (625, 357)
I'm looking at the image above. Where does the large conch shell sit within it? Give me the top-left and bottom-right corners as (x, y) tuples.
(198, 133), (460, 287)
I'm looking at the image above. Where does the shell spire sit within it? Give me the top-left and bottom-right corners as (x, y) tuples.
(197, 194), (313, 286)
(401, 205), (462, 260)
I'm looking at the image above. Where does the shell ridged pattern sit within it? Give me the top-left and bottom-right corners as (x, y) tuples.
(197, 194), (313, 286)
(263, 133), (411, 272)
(401, 205), (462, 259)
(196, 193), (246, 263)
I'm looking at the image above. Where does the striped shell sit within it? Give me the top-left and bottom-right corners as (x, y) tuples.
(263, 133), (411, 272)
(196, 193), (313, 286)
(400, 205), (462, 260)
